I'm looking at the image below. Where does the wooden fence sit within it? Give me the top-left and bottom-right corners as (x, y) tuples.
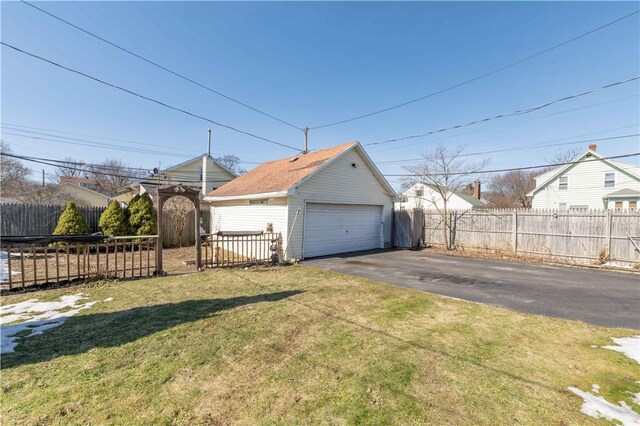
(202, 232), (282, 267)
(400, 208), (640, 267)
(0, 203), (209, 248)
(1, 203), (105, 235)
(0, 235), (158, 291)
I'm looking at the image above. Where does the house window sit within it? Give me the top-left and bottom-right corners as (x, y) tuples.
(558, 176), (568, 190)
(615, 201), (623, 209)
(415, 189), (424, 197)
(249, 199), (268, 205)
(558, 203), (567, 210)
(630, 201), (637, 209)
(604, 172), (615, 188)
(569, 205), (588, 210)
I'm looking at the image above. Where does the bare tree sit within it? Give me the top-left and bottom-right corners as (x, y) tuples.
(53, 157), (87, 181)
(164, 196), (194, 248)
(404, 145), (488, 249)
(1, 142), (32, 198)
(215, 155), (247, 175)
(486, 170), (536, 208)
(547, 147), (582, 164)
(88, 159), (146, 196)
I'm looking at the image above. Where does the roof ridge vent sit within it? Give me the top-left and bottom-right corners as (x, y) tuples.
(289, 156), (300, 163)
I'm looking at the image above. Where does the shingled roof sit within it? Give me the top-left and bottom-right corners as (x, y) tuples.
(206, 142), (357, 198)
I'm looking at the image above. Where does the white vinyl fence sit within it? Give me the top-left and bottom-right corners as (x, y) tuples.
(403, 208), (640, 267)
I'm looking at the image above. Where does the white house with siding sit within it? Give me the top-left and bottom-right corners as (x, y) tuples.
(528, 144), (640, 210)
(115, 154), (237, 205)
(397, 181), (487, 210)
(204, 142), (396, 260)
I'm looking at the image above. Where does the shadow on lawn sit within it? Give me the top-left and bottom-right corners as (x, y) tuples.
(1, 290), (303, 369)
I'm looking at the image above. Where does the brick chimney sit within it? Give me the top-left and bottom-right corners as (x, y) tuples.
(473, 179), (481, 200)
(589, 143), (597, 152)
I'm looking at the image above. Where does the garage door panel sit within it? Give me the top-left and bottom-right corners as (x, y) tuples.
(303, 203), (382, 258)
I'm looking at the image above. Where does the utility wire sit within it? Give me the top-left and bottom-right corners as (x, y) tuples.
(1, 42), (301, 152)
(1, 123), (265, 164)
(364, 76), (639, 147)
(377, 133), (640, 164)
(2, 123), (190, 150)
(0, 152), (231, 184)
(382, 152), (640, 177)
(309, 9), (640, 129)
(20, 0), (302, 131)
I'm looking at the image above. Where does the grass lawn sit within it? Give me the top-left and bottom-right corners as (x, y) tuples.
(1, 266), (638, 425)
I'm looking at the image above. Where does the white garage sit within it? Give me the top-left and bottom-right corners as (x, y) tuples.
(303, 203), (383, 258)
(205, 141), (397, 260)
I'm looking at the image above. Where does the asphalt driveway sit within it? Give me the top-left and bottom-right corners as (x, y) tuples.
(304, 250), (640, 329)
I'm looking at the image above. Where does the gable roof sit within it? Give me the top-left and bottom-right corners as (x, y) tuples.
(528, 150), (640, 197)
(603, 188), (640, 199)
(58, 182), (111, 200)
(205, 142), (395, 200)
(409, 183), (487, 208)
(162, 154), (238, 177)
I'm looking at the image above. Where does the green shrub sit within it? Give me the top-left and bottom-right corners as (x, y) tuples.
(128, 193), (157, 235)
(99, 200), (129, 236)
(53, 201), (90, 235)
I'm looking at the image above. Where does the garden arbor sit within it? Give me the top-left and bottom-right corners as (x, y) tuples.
(156, 185), (201, 273)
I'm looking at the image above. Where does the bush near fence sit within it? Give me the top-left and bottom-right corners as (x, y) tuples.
(0, 203), (210, 248)
(397, 208), (640, 267)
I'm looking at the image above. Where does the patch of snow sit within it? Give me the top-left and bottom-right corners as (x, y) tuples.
(0, 293), (101, 354)
(492, 266), (514, 271)
(103, 297), (113, 302)
(592, 384), (600, 394)
(0, 251), (20, 283)
(629, 392), (640, 406)
(602, 336), (640, 364)
(568, 386), (640, 426)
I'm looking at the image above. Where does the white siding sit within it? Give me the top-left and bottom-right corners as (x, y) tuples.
(532, 158), (640, 209)
(163, 157), (236, 194)
(210, 198), (288, 244)
(286, 148), (394, 260)
(397, 183), (475, 210)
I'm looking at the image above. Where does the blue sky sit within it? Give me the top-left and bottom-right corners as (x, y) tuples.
(2, 1), (639, 188)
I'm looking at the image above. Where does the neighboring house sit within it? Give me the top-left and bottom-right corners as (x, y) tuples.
(59, 176), (100, 192)
(114, 154), (237, 205)
(528, 144), (640, 210)
(55, 182), (111, 207)
(27, 182), (111, 207)
(397, 181), (487, 210)
(204, 141), (397, 260)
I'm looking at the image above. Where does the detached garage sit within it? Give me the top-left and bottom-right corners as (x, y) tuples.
(204, 141), (396, 260)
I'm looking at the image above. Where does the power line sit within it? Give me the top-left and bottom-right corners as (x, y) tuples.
(1, 131), (198, 158)
(364, 76), (639, 147)
(2, 122), (191, 150)
(0, 152), (232, 184)
(1, 123), (265, 165)
(20, 0), (302, 131)
(309, 9), (640, 130)
(382, 152), (640, 177)
(370, 94), (640, 154)
(376, 133), (640, 165)
(1, 42), (301, 152)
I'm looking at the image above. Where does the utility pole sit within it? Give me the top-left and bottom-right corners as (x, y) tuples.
(302, 127), (309, 154)
(207, 129), (212, 156)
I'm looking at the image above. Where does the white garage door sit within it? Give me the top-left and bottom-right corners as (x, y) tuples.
(303, 203), (382, 258)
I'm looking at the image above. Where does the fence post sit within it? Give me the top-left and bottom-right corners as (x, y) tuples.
(605, 209), (612, 259)
(512, 210), (518, 255)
